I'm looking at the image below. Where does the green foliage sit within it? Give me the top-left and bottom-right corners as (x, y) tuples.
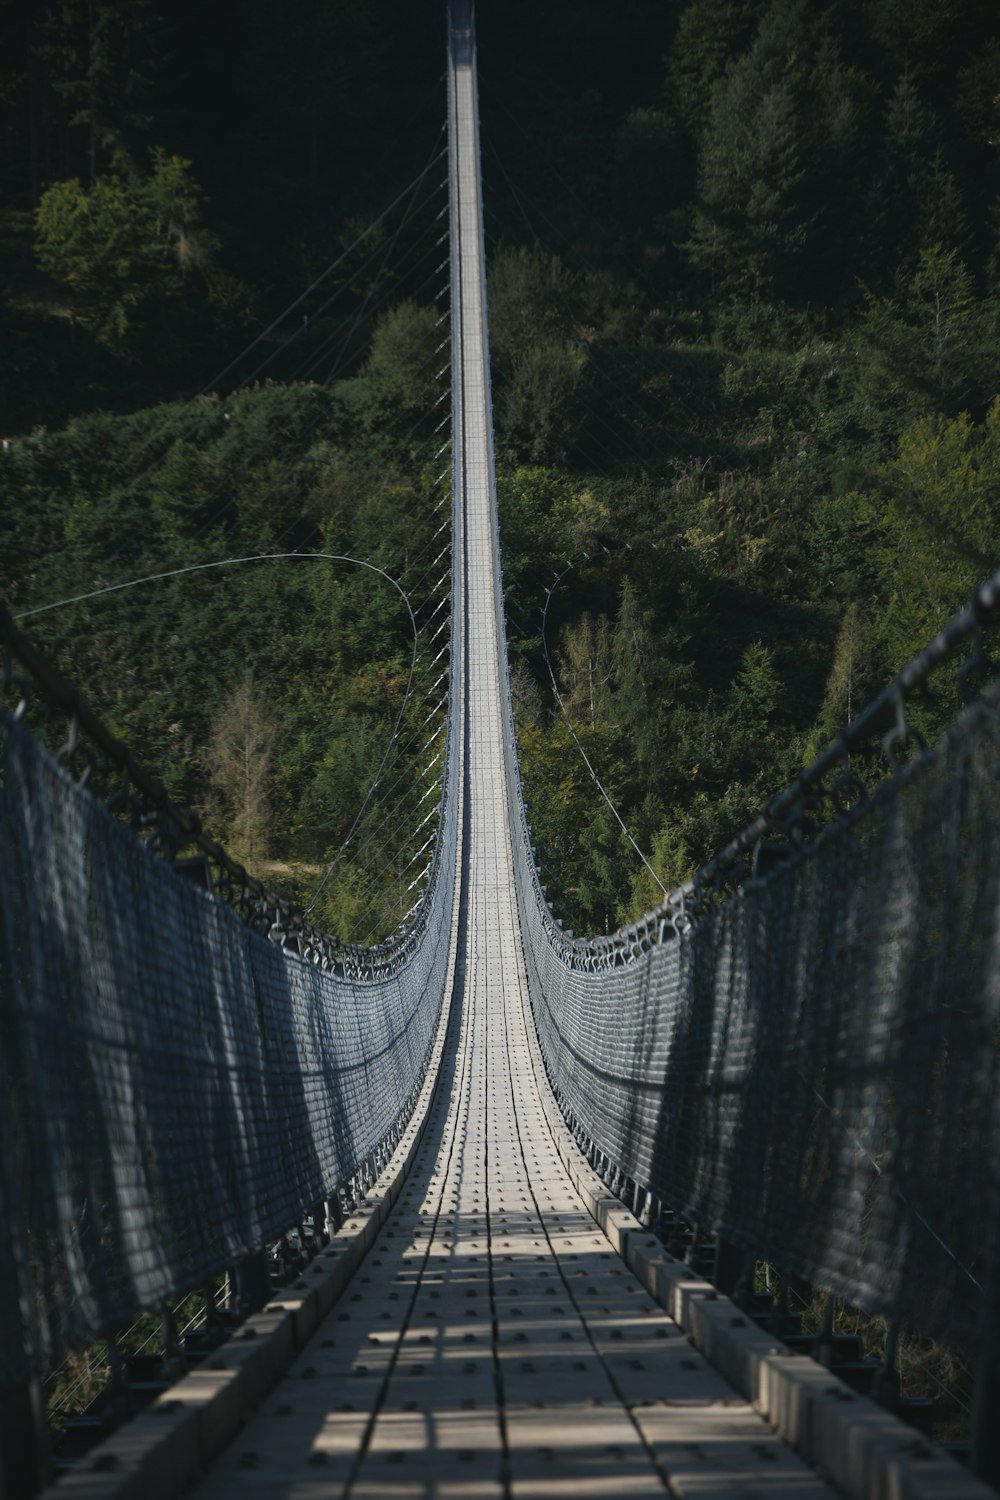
(0, 371), (444, 943)
(733, 639), (781, 715)
(34, 150), (234, 357)
(497, 342), (586, 465)
(34, 0), (159, 180)
(856, 245), (999, 425)
(488, 245), (579, 368)
(35, 174), (148, 348)
(956, 41), (1000, 145)
(502, 466), (614, 580)
(668, 0), (765, 135)
(861, 400), (1000, 653)
(6, 0), (1000, 960)
(488, 246), (588, 464)
(804, 602), (877, 758)
(686, 61), (808, 294)
(864, 75), (968, 282)
(356, 301), (442, 419)
(207, 669), (276, 869)
(865, 0), (980, 74)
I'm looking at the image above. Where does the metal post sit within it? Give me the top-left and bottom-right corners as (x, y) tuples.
(106, 1335), (126, 1400)
(971, 1349), (1000, 1485)
(815, 1290), (836, 1360)
(683, 1222), (701, 1269)
(325, 1193), (344, 1237)
(712, 1237), (745, 1296)
(235, 1248), (272, 1314)
(666, 1217), (687, 1258)
(202, 1282), (225, 1345)
(733, 1252), (757, 1305)
(160, 1304), (185, 1382)
(0, 1378), (50, 1499)
(100, 1333), (133, 1434)
(874, 1318), (900, 1405)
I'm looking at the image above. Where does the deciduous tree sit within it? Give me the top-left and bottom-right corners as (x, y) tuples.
(207, 669), (276, 871)
(35, 149), (221, 355)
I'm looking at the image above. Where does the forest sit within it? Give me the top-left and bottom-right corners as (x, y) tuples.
(2, 0), (1000, 938)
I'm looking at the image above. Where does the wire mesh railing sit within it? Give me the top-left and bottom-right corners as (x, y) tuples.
(0, 471), (460, 1399)
(452, 9), (1000, 1477)
(4, 0), (1000, 1488)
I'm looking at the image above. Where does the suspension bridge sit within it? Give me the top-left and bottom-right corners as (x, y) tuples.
(2, 3), (1000, 1496)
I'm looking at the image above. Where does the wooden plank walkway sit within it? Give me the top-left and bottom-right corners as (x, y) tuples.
(193, 910), (835, 1496)
(188, 11), (839, 1494)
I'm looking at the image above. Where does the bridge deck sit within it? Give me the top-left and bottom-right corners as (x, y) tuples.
(189, 13), (837, 1496)
(195, 928), (834, 1498)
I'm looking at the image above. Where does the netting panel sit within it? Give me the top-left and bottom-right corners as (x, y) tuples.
(457, 0), (1000, 1348)
(514, 683), (1000, 1354)
(0, 717), (456, 1388)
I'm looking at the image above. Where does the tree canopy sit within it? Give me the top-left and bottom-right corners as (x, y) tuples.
(3, 0), (1000, 943)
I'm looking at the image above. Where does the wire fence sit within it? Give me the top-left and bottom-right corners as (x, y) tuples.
(0, 549), (459, 1395)
(460, 0), (1000, 1377)
(504, 569), (1000, 1362)
(3, 3), (1000, 1468)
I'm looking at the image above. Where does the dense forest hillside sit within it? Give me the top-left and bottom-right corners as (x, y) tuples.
(479, 0), (1000, 927)
(2, 0), (1000, 936)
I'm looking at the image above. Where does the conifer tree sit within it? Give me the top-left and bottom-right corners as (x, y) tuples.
(685, 59), (807, 293)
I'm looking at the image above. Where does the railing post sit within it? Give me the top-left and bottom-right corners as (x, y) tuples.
(160, 1304), (185, 1382)
(971, 1348), (1000, 1485)
(326, 1192), (344, 1236)
(816, 1290), (837, 1359)
(0, 1377), (50, 1499)
(712, 1236), (745, 1295)
(683, 1221), (702, 1269)
(106, 1335), (128, 1415)
(202, 1282), (226, 1346)
(874, 1318), (900, 1405)
(234, 1248), (272, 1314)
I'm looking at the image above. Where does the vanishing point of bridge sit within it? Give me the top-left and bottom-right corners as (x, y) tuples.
(2, 4), (1000, 1497)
